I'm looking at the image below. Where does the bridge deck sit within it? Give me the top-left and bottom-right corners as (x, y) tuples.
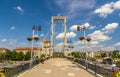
(18, 58), (94, 77)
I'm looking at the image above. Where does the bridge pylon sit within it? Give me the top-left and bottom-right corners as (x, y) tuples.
(51, 15), (67, 56)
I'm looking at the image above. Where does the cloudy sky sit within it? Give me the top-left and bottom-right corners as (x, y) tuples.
(0, 0), (120, 51)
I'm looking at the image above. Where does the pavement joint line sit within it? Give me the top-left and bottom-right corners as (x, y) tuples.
(73, 62), (103, 77)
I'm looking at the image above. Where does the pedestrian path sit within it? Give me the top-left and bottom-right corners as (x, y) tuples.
(18, 58), (94, 77)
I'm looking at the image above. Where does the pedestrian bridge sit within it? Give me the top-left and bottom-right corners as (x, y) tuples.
(18, 58), (94, 77)
(0, 57), (115, 77)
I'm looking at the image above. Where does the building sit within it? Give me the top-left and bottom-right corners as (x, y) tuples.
(13, 38), (52, 58)
(14, 47), (42, 58)
(87, 51), (94, 57)
(0, 48), (9, 52)
(95, 50), (111, 57)
(95, 51), (101, 57)
(41, 38), (52, 56)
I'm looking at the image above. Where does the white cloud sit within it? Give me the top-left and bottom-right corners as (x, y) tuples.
(70, 25), (78, 31)
(56, 42), (63, 46)
(55, 42), (64, 52)
(88, 23), (118, 46)
(73, 40), (85, 46)
(95, 2), (114, 18)
(10, 26), (16, 30)
(56, 33), (64, 39)
(88, 30), (111, 42)
(101, 46), (115, 51)
(113, 1), (120, 9)
(33, 34), (39, 38)
(35, 42), (42, 46)
(65, 32), (77, 38)
(1, 38), (7, 42)
(73, 39), (97, 46)
(73, 41), (80, 46)
(54, 0), (96, 18)
(90, 41), (99, 45)
(55, 0), (95, 13)
(84, 23), (90, 28)
(70, 23), (94, 31)
(55, 42), (70, 52)
(56, 32), (77, 39)
(102, 23), (118, 34)
(70, 23), (118, 50)
(89, 26), (96, 29)
(19, 43), (27, 46)
(14, 6), (24, 13)
(40, 34), (44, 37)
(74, 43), (116, 52)
(95, 1), (120, 18)
(114, 42), (120, 46)
(16, 6), (24, 12)
(9, 39), (17, 45)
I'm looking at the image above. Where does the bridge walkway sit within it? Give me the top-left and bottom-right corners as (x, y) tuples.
(18, 58), (94, 77)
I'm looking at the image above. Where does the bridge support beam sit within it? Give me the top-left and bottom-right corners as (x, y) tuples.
(51, 16), (67, 56)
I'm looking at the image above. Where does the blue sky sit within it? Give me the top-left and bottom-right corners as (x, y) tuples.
(0, 0), (120, 51)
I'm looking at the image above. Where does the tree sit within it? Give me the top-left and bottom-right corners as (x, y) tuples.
(0, 52), (6, 61)
(110, 50), (120, 58)
(71, 52), (85, 58)
(101, 53), (107, 58)
(40, 54), (45, 58)
(24, 51), (31, 60)
(5, 50), (12, 61)
(10, 51), (17, 60)
(16, 51), (24, 60)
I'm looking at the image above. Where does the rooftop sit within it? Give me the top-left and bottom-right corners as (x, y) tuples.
(0, 48), (9, 51)
(43, 38), (50, 43)
(14, 47), (42, 51)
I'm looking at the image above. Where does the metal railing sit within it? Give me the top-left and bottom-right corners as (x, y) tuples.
(0, 59), (41, 77)
(67, 57), (115, 77)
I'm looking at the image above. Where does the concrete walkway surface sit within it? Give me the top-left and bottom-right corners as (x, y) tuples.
(18, 58), (94, 77)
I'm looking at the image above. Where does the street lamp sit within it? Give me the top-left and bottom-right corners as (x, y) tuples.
(27, 25), (41, 68)
(67, 40), (72, 51)
(77, 25), (91, 69)
(67, 40), (73, 56)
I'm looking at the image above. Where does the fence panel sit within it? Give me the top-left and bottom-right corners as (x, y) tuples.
(67, 57), (113, 77)
(2, 59), (41, 77)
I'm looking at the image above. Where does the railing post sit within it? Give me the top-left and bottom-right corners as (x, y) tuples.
(95, 62), (96, 75)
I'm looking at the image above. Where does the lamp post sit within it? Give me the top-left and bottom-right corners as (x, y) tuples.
(67, 40), (71, 51)
(27, 25), (41, 68)
(67, 40), (72, 56)
(77, 25), (91, 69)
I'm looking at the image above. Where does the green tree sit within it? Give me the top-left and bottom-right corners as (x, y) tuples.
(10, 51), (17, 60)
(101, 53), (107, 58)
(71, 52), (85, 58)
(110, 50), (119, 58)
(117, 54), (120, 58)
(5, 50), (12, 61)
(25, 51), (31, 60)
(16, 51), (24, 60)
(40, 54), (45, 58)
(59, 52), (64, 57)
(0, 52), (6, 61)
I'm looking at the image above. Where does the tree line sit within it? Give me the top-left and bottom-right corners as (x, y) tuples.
(70, 50), (120, 58)
(0, 50), (31, 61)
